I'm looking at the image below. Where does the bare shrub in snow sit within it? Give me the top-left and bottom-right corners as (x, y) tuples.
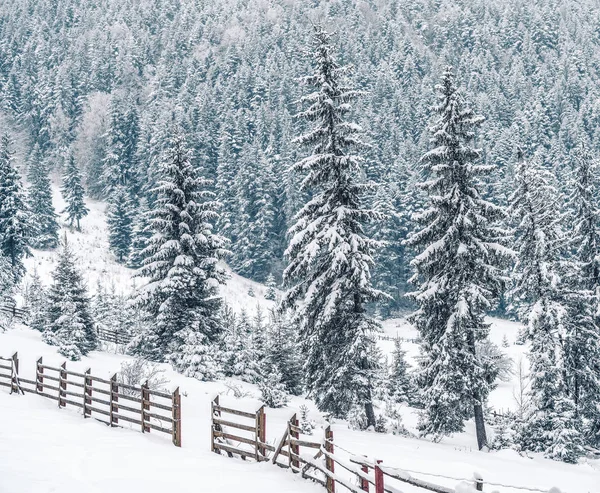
(118, 358), (169, 395)
(224, 380), (252, 399)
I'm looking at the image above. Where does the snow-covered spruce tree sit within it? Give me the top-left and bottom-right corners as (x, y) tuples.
(0, 133), (31, 285)
(509, 150), (584, 462)
(127, 197), (153, 269)
(265, 273), (277, 301)
(27, 147), (59, 249)
(405, 67), (511, 449)
(563, 143), (600, 447)
(44, 237), (97, 358)
(265, 308), (303, 395)
(258, 363), (290, 408)
(61, 154), (89, 231)
(106, 185), (134, 263)
(131, 130), (228, 378)
(24, 268), (48, 332)
(282, 27), (385, 426)
(387, 338), (414, 404)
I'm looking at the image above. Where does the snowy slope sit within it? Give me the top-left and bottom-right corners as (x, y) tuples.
(20, 183), (276, 315)
(1, 326), (598, 493)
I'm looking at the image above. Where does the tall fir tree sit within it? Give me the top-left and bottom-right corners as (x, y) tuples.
(387, 339), (414, 404)
(43, 236), (97, 358)
(509, 149), (584, 461)
(406, 67), (511, 449)
(131, 130), (228, 376)
(563, 143), (600, 446)
(24, 267), (48, 332)
(27, 147), (59, 249)
(61, 154), (89, 231)
(282, 27), (384, 426)
(0, 133), (31, 284)
(127, 197), (153, 269)
(106, 185), (134, 263)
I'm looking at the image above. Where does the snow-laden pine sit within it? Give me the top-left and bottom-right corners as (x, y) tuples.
(406, 67), (511, 448)
(509, 150), (584, 462)
(282, 27), (385, 426)
(131, 130), (228, 379)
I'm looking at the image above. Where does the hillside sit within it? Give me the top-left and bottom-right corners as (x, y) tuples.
(20, 183), (276, 316)
(1, 324), (598, 493)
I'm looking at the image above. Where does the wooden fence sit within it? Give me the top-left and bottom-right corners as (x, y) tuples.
(0, 304), (28, 320)
(212, 401), (564, 493)
(0, 352), (181, 447)
(97, 327), (133, 345)
(211, 395), (272, 461)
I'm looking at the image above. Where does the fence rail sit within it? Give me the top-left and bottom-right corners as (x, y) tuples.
(0, 353), (181, 447)
(0, 304), (28, 320)
(96, 328), (132, 345)
(213, 402), (565, 493)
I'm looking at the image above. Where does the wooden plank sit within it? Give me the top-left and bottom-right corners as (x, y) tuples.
(86, 405), (110, 416)
(0, 364), (11, 371)
(61, 389), (84, 399)
(115, 392), (142, 403)
(19, 377), (36, 385)
(0, 380), (11, 388)
(172, 387), (181, 447)
(37, 392), (60, 401)
(39, 365), (62, 372)
(213, 404), (257, 420)
(111, 413), (143, 426)
(214, 431), (259, 447)
(90, 387), (110, 396)
(144, 411), (172, 422)
(213, 442), (254, 459)
(147, 388), (171, 399)
(213, 417), (257, 433)
(289, 438), (321, 448)
(41, 383), (60, 392)
(63, 398), (84, 409)
(116, 381), (141, 392)
(149, 400), (172, 411)
(65, 380), (85, 389)
(37, 373), (60, 382)
(90, 375), (112, 385)
(272, 427), (289, 464)
(0, 372), (12, 380)
(89, 395), (111, 406)
(113, 402), (141, 414)
(64, 370), (88, 379)
(380, 465), (454, 493)
(146, 421), (172, 434)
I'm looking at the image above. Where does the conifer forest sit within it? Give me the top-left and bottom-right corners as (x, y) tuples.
(2, 0), (600, 477)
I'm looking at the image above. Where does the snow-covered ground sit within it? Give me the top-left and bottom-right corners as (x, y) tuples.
(20, 183), (276, 316)
(1, 325), (598, 493)
(2, 184), (597, 493)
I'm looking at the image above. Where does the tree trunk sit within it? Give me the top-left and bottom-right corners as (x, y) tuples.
(365, 400), (376, 429)
(473, 401), (488, 450)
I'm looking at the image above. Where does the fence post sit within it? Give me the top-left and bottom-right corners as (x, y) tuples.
(172, 387), (181, 447)
(325, 426), (335, 493)
(58, 362), (67, 408)
(260, 406), (266, 459)
(211, 395), (220, 453)
(109, 373), (118, 426)
(359, 455), (369, 492)
(36, 357), (43, 393)
(289, 413), (299, 470)
(374, 460), (384, 493)
(255, 405), (266, 461)
(141, 380), (150, 433)
(83, 368), (92, 418)
(474, 472), (483, 491)
(10, 352), (18, 393)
